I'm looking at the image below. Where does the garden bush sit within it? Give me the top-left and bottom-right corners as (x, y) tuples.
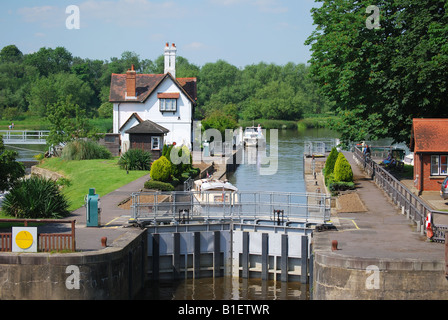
(333, 153), (353, 182)
(2, 176), (70, 219)
(118, 148), (152, 171)
(150, 156), (172, 182)
(144, 180), (175, 191)
(324, 147), (339, 178)
(61, 140), (112, 160)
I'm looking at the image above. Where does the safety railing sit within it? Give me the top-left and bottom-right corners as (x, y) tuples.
(0, 130), (49, 145)
(130, 190), (331, 225)
(353, 146), (448, 243)
(0, 219), (76, 252)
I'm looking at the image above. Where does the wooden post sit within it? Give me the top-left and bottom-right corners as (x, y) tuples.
(194, 232), (200, 279)
(301, 235), (308, 284)
(242, 232), (249, 279)
(152, 234), (160, 280)
(173, 232), (180, 280)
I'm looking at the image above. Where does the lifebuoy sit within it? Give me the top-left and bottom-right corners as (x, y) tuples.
(425, 212), (433, 239)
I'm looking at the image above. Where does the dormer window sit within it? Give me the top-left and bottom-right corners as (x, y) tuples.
(158, 93), (179, 112)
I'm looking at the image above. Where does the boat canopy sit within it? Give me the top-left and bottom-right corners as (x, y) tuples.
(200, 181), (238, 192)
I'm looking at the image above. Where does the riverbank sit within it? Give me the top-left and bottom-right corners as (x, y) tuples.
(305, 152), (448, 299)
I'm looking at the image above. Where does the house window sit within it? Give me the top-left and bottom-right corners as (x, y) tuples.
(159, 98), (177, 112)
(151, 136), (161, 150)
(431, 155), (448, 175)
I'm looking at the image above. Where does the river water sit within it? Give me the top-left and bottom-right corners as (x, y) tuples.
(139, 128), (340, 300)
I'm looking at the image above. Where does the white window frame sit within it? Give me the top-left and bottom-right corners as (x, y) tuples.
(431, 155), (448, 176)
(151, 136), (161, 150)
(159, 98), (177, 112)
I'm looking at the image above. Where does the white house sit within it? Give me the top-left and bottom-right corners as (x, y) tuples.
(110, 43), (197, 157)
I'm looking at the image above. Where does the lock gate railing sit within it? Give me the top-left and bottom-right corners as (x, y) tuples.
(130, 190), (331, 226)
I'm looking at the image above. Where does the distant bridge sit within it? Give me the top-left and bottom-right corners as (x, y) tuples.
(0, 130), (49, 145)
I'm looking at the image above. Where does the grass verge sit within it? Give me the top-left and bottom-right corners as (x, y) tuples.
(37, 157), (149, 211)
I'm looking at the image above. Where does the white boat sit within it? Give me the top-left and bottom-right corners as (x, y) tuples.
(243, 125), (265, 147)
(193, 178), (238, 205)
(403, 153), (414, 166)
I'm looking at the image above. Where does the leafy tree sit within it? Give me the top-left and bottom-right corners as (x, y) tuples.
(46, 97), (100, 147)
(201, 110), (238, 137)
(306, 0), (448, 144)
(23, 47), (73, 77)
(0, 136), (25, 192)
(0, 45), (23, 63)
(324, 147), (339, 178)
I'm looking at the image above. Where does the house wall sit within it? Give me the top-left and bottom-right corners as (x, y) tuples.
(414, 153), (446, 192)
(113, 77), (192, 149)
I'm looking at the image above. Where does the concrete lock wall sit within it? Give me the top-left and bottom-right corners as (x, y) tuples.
(0, 230), (147, 300)
(313, 251), (448, 300)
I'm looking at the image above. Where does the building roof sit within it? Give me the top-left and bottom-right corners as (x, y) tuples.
(410, 118), (448, 153)
(109, 72), (197, 104)
(119, 112), (143, 132)
(125, 120), (170, 135)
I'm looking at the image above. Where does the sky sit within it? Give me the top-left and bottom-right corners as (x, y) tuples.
(0, 0), (320, 68)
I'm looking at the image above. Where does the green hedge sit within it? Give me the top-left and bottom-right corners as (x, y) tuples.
(144, 180), (175, 191)
(324, 147), (339, 179)
(150, 156), (172, 182)
(333, 153), (353, 182)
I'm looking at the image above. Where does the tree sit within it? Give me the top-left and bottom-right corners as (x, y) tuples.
(306, 0), (448, 144)
(0, 45), (23, 63)
(0, 136), (25, 192)
(150, 156), (172, 182)
(324, 147), (339, 178)
(23, 47), (73, 77)
(46, 97), (100, 147)
(333, 153), (353, 182)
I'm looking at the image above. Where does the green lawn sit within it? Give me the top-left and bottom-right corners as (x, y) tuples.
(37, 157), (149, 211)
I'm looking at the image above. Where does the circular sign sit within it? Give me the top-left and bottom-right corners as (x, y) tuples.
(15, 230), (34, 249)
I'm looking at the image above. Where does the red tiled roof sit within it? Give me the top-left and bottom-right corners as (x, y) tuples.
(109, 72), (197, 103)
(410, 118), (448, 153)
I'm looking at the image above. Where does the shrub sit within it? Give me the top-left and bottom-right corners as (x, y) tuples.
(144, 180), (175, 191)
(118, 148), (152, 171)
(333, 153), (353, 182)
(150, 156), (172, 182)
(329, 181), (355, 192)
(61, 140), (112, 160)
(2, 176), (70, 219)
(324, 147), (339, 178)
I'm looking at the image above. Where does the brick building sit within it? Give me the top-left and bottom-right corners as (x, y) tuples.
(410, 118), (448, 193)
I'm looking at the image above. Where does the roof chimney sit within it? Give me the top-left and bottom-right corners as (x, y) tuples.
(126, 64), (136, 100)
(164, 42), (176, 78)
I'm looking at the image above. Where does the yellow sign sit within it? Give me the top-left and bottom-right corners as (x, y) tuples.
(15, 230), (34, 249)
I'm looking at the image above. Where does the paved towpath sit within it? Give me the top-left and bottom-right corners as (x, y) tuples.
(69, 174), (150, 251)
(313, 152), (445, 261)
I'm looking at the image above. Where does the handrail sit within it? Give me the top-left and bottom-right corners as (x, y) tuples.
(130, 190), (331, 225)
(353, 146), (447, 242)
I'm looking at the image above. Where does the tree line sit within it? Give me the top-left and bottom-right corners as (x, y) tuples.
(0, 44), (332, 128)
(306, 0), (448, 144)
